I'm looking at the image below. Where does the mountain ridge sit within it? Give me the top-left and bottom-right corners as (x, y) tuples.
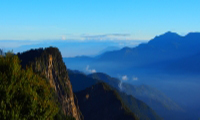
(18, 47), (83, 120)
(75, 82), (147, 120)
(69, 70), (162, 120)
(64, 31), (200, 75)
(88, 72), (184, 120)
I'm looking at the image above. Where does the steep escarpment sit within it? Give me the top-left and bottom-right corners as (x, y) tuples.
(18, 47), (82, 120)
(75, 82), (138, 120)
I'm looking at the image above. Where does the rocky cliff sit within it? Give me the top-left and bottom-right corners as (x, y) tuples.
(18, 47), (82, 120)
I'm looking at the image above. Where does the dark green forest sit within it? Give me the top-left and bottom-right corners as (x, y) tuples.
(0, 54), (59, 119)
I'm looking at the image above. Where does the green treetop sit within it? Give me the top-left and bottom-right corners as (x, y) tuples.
(0, 54), (58, 119)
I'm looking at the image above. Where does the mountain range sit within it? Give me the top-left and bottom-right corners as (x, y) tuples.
(14, 47), (163, 120)
(64, 31), (200, 75)
(3, 31), (199, 119)
(88, 72), (184, 119)
(68, 70), (161, 120)
(64, 31), (200, 119)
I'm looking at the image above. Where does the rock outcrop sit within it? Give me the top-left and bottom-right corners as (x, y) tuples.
(18, 47), (83, 120)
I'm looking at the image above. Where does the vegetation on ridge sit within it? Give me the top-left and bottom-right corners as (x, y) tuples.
(0, 54), (58, 119)
(17, 47), (79, 120)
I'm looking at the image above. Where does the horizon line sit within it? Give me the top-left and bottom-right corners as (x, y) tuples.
(1, 31), (200, 41)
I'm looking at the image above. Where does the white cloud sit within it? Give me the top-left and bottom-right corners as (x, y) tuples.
(118, 75), (129, 91)
(86, 65), (96, 73)
(122, 75), (128, 81)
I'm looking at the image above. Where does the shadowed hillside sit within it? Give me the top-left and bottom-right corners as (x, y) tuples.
(69, 70), (161, 120)
(75, 83), (138, 120)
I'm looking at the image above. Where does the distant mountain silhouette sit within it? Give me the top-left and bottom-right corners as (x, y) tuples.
(97, 46), (121, 56)
(98, 31), (200, 65)
(64, 31), (200, 75)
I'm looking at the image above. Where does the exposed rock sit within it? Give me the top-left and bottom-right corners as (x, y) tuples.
(18, 47), (83, 120)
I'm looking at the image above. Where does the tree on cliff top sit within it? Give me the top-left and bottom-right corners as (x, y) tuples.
(0, 54), (58, 119)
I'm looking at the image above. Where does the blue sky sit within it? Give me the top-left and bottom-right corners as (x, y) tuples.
(0, 0), (200, 57)
(0, 0), (200, 41)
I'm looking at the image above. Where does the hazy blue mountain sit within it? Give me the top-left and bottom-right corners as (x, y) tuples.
(88, 72), (185, 120)
(64, 32), (200, 119)
(68, 69), (99, 92)
(64, 31), (200, 75)
(1, 39), (145, 58)
(166, 52), (200, 74)
(97, 32), (200, 67)
(95, 46), (121, 57)
(118, 92), (161, 120)
(69, 71), (161, 120)
(88, 72), (120, 88)
(143, 51), (200, 75)
(63, 56), (95, 72)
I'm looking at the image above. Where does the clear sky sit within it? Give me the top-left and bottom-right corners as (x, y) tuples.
(0, 0), (200, 41)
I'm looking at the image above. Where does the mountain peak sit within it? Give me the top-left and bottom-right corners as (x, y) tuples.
(18, 47), (83, 120)
(157, 31), (181, 39)
(148, 31), (181, 45)
(165, 31), (178, 34)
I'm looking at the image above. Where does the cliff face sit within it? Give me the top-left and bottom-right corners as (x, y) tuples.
(18, 47), (82, 120)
